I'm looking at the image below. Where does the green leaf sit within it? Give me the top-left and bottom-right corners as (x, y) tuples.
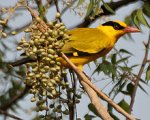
(109, 112), (120, 120)
(131, 10), (140, 28)
(108, 104), (120, 120)
(146, 64), (150, 81)
(118, 99), (130, 112)
(136, 9), (150, 28)
(102, 0), (115, 14)
(111, 53), (117, 64)
(121, 91), (130, 95)
(84, 114), (96, 120)
(119, 66), (131, 72)
(88, 103), (99, 117)
(85, 0), (94, 17)
(127, 83), (134, 96)
(143, 1), (150, 17)
(124, 16), (132, 25)
(116, 56), (130, 64)
(130, 64), (139, 69)
(76, 0), (85, 7)
(119, 49), (133, 55)
(109, 75), (125, 97)
(138, 83), (148, 95)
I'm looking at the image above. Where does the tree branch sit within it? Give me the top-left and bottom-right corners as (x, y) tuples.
(61, 53), (136, 120)
(81, 81), (114, 120)
(0, 109), (22, 120)
(0, 86), (29, 111)
(129, 34), (150, 113)
(9, 57), (35, 67)
(77, 0), (137, 27)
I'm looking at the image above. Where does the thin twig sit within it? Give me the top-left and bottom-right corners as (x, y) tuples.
(61, 53), (136, 120)
(54, 0), (62, 22)
(9, 57), (35, 67)
(129, 34), (150, 113)
(0, 109), (22, 120)
(0, 86), (29, 110)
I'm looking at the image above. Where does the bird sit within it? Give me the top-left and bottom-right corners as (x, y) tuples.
(58, 20), (140, 70)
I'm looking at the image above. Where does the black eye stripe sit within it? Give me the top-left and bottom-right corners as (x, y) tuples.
(102, 21), (125, 30)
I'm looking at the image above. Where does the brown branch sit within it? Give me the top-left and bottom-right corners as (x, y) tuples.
(146, 59), (150, 62)
(0, 86), (29, 111)
(129, 34), (150, 113)
(63, 73), (75, 120)
(9, 57), (35, 67)
(61, 53), (136, 120)
(81, 81), (114, 120)
(0, 109), (22, 120)
(77, 0), (137, 27)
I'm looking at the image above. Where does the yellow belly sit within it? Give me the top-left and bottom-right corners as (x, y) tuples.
(58, 55), (96, 69)
(58, 48), (113, 70)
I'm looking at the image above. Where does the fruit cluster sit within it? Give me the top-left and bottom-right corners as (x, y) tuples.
(17, 15), (69, 111)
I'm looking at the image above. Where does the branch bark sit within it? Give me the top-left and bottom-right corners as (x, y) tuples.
(61, 53), (136, 120)
(0, 109), (22, 120)
(81, 81), (114, 120)
(129, 34), (150, 113)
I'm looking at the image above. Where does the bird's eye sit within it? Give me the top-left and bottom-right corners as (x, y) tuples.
(113, 24), (120, 30)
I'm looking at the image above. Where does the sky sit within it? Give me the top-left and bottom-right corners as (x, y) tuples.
(0, 0), (150, 120)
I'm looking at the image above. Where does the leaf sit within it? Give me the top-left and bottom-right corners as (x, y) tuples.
(85, 0), (94, 17)
(136, 9), (150, 28)
(139, 77), (149, 85)
(124, 16), (132, 25)
(111, 53), (117, 64)
(108, 104), (120, 120)
(146, 64), (150, 81)
(131, 10), (140, 28)
(130, 64), (139, 69)
(134, 15), (140, 29)
(138, 83), (148, 95)
(143, 1), (150, 17)
(119, 49), (133, 55)
(84, 114), (96, 120)
(102, 0), (115, 14)
(127, 83), (134, 96)
(109, 75), (125, 97)
(88, 103), (99, 117)
(121, 91), (130, 95)
(76, 0), (85, 7)
(94, 60), (117, 77)
(119, 66), (131, 72)
(109, 112), (120, 120)
(118, 99), (130, 112)
(116, 56), (130, 64)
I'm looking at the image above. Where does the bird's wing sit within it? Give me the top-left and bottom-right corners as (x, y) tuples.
(62, 28), (110, 54)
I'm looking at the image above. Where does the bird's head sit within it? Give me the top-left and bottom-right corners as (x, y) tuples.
(98, 20), (140, 39)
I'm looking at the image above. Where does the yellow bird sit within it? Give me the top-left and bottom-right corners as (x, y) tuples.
(59, 20), (140, 70)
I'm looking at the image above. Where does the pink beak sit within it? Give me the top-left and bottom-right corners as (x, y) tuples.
(124, 26), (140, 33)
